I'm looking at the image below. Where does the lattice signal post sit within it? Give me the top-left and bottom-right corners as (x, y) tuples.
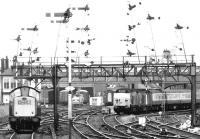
(45, 8), (73, 136)
(45, 5), (90, 138)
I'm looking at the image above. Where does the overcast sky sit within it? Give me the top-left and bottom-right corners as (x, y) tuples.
(0, 0), (200, 64)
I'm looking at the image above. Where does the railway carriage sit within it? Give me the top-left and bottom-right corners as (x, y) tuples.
(9, 86), (41, 133)
(114, 88), (200, 114)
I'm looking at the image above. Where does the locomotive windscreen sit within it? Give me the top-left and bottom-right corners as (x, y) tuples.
(10, 86), (40, 102)
(116, 88), (132, 93)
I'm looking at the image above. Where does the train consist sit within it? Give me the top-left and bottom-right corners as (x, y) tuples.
(9, 86), (41, 133)
(113, 88), (200, 114)
(46, 87), (91, 105)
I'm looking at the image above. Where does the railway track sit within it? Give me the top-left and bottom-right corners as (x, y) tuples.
(115, 115), (157, 139)
(1, 105), (195, 138)
(73, 110), (108, 139)
(159, 124), (200, 139)
(88, 111), (154, 139)
(146, 117), (200, 139)
(9, 132), (35, 139)
(88, 113), (132, 139)
(102, 114), (137, 138)
(40, 105), (95, 138)
(8, 132), (55, 139)
(114, 111), (195, 139)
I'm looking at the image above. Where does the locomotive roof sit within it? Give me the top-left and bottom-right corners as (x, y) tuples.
(136, 83), (161, 89)
(115, 88), (162, 93)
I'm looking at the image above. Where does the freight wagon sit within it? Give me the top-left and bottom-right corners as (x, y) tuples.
(41, 87), (90, 105)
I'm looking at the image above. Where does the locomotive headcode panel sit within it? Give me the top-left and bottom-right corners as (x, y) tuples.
(14, 97), (36, 117)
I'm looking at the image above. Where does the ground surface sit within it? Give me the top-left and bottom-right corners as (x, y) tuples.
(0, 105), (8, 117)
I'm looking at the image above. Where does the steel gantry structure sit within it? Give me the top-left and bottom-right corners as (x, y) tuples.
(12, 55), (200, 127)
(13, 56), (200, 83)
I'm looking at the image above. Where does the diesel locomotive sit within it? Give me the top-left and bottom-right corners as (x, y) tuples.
(113, 88), (200, 114)
(9, 86), (41, 133)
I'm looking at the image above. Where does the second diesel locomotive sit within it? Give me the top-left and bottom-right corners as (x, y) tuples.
(113, 88), (200, 114)
(9, 86), (41, 133)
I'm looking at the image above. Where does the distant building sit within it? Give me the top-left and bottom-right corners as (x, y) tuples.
(0, 57), (10, 103)
(0, 69), (22, 103)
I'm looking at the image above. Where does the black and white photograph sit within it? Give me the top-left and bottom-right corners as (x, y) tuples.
(0, 0), (200, 138)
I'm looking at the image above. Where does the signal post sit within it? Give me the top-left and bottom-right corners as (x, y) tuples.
(68, 41), (73, 139)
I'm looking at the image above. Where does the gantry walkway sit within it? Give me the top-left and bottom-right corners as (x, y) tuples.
(13, 55), (199, 84)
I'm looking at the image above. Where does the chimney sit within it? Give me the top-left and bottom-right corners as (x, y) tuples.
(5, 56), (9, 69)
(1, 58), (4, 73)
